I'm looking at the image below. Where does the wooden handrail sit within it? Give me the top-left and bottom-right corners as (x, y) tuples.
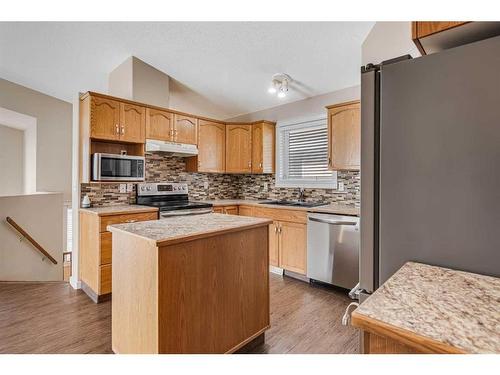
(5, 217), (58, 264)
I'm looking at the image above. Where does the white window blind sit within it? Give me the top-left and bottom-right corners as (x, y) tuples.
(276, 117), (337, 188)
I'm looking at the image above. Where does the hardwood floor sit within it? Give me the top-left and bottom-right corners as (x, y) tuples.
(0, 274), (359, 354)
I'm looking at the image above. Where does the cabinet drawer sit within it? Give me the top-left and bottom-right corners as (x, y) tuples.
(99, 211), (157, 232)
(238, 205), (254, 217)
(223, 206), (239, 215)
(100, 232), (112, 265)
(252, 206), (307, 224)
(99, 264), (112, 295)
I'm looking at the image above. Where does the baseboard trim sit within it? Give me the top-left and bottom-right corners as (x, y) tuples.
(69, 275), (81, 290)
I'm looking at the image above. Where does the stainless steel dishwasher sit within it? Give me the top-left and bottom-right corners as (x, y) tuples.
(307, 212), (360, 289)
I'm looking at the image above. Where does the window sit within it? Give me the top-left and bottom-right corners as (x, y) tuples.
(276, 117), (337, 189)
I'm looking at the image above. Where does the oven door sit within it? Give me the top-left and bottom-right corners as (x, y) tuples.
(93, 153), (145, 181)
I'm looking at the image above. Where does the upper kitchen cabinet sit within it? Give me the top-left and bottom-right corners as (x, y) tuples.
(186, 120), (225, 173)
(412, 21), (500, 55)
(120, 102), (146, 143)
(85, 92), (145, 144)
(173, 114), (198, 145)
(226, 124), (252, 173)
(327, 100), (360, 171)
(252, 121), (276, 174)
(89, 96), (121, 141)
(146, 108), (174, 141)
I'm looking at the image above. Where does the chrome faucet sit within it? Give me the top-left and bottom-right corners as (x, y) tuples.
(298, 188), (306, 202)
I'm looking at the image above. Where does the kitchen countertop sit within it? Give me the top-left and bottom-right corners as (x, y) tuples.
(352, 262), (500, 353)
(200, 199), (360, 217)
(108, 213), (272, 247)
(79, 205), (159, 216)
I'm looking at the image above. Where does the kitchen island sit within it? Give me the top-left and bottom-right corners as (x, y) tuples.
(351, 262), (500, 354)
(108, 213), (272, 354)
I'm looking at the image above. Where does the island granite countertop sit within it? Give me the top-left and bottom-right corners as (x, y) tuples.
(351, 262), (500, 353)
(108, 213), (272, 247)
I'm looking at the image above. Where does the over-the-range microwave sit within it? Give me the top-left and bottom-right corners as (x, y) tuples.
(92, 153), (145, 181)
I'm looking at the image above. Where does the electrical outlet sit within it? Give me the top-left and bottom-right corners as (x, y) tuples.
(263, 182), (268, 192)
(119, 184), (127, 193)
(337, 182), (345, 192)
(203, 181), (209, 190)
(126, 183), (134, 192)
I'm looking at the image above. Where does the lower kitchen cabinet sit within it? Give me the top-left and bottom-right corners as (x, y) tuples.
(278, 221), (307, 274)
(239, 205), (307, 274)
(79, 208), (158, 302)
(268, 221), (280, 267)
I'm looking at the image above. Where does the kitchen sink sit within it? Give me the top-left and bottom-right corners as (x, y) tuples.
(260, 200), (326, 208)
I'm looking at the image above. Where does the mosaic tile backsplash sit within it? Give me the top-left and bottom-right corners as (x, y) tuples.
(81, 153), (360, 207)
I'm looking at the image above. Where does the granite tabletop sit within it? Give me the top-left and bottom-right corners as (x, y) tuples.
(108, 213), (272, 246)
(200, 199), (360, 217)
(353, 262), (500, 353)
(80, 204), (158, 216)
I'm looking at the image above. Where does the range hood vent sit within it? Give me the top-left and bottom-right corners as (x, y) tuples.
(145, 139), (198, 157)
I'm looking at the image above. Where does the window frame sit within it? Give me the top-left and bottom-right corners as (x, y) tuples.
(275, 115), (338, 189)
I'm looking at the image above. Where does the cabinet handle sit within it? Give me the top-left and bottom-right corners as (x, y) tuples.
(121, 125), (125, 135)
(259, 162), (263, 168)
(115, 124), (119, 135)
(125, 219), (137, 223)
(274, 225), (278, 233)
(248, 161), (252, 168)
(278, 226), (282, 234)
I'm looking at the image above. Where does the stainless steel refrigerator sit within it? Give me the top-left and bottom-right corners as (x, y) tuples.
(358, 35), (500, 301)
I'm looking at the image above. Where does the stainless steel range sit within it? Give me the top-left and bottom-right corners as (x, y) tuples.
(137, 182), (213, 218)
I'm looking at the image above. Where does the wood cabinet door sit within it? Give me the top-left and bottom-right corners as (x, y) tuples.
(328, 101), (360, 171)
(174, 114), (198, 145)
(90, 96), (121, 141)
(120, 102), (145, 143)
(269, 221), (279, 267)
(198, 120), (225, 172)
(223, 206), (239, 215)
(278, 221), (307, 274)
(412, 21), (467, 39)
(252, 123), (263, 173)
(226, 124), (252, 173)
(213, 207), (224, 214)
(146, 108), (173, 141)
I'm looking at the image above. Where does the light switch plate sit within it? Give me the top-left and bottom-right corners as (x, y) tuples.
(203, 181), (209, 190)
(338, 182), (345, 192)
(263, 182), (268, 191)
(119, 184), (127, 193)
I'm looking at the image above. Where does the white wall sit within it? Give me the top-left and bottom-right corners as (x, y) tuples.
(226, 85), (360, 123)
(108, 56), (170, 108)
(362, 22), (421, 65)
(0, 125), (24, 196)
(0, 79), (72, 200)
(0, 192), (63, 281)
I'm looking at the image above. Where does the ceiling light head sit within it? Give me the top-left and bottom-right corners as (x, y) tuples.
(268, 73), (292, 98)
(268, 79), (279, 94)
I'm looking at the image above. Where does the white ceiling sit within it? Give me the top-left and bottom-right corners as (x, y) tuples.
(0, 22), (374, 119)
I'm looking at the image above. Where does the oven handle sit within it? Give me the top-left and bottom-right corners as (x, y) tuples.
(308, 217), (357, 226)
(160, 208), (213, 217)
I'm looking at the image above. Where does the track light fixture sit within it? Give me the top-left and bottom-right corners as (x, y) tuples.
(268, 73), (291, 99)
